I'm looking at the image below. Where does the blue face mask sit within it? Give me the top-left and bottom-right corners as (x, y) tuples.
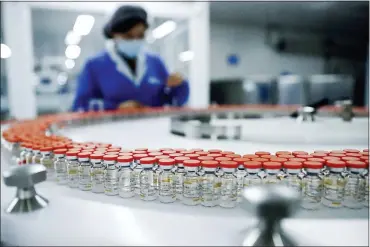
(115, 39), (144, 58)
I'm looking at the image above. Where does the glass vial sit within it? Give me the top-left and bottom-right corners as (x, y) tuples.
(343, 161), (367, 209)
(66, 150), (80, 188)
(363, 162), (369, 207)
(17, 143), (29, 165)
(173, 156), (190, 201)
(103, 155), (119, 196)
(40, 147), (54, 180)
(118, 156), (135, 198)
(132, 153), (148, 195)
(283, 161), (304, 194)
(234, 158), (248, 203)
(78, 152), (92, 191)
(243, 161), (263, 188)
(90, 154), (105, 193)
(32, 146), (43, 165)
(200, 160), (221, 207)
(322, 160), (347, 208)
(301, 161), (323, 210)
(182, 159), (201, 206)
(263, 162), (284, 185)
(25, 145), (35, 164)
(219, 161), (238, 208)
(158, 158), (176, 203)
(54, 149), (68, 185)
(139, 157), (158, 201)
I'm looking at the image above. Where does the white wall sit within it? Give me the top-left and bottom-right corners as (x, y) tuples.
(209, 23), (342, 80)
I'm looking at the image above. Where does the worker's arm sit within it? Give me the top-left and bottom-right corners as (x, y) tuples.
(157, 58), (190, 106)
(72, 60), (106, 111)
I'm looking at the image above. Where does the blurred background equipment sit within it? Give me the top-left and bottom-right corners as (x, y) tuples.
(0, 1), (369, 120)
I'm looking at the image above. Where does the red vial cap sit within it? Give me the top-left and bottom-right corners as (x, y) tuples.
(260, 155), (276, 160)
(183, 159), (201, 167)
(326, 160), (346, 168)
(207, 153), (222, 158)
(360, 156), (369, 161)
(341, 157), (360, 161)
(148, 152), (163, 157)
(313, 150), (329, 154)
(208, 149), (222, 154)
(255, 151), (270, 156)
(189, 148), (203, 152)
(52, 144), (66, 150)
(54, 148), (67, 154)
(107, 148), (121, 152)
(307, 158), (325, 163)
(90, 153), (104, 159)
(343, 149), (360, 153)
(215, 157), (232, 161)
(180, 150), (194, 155)
(201, 160), (219, 168)
(160, 148), (173, 152)
(276, 154), (295, 159)
(346, 160), (366, 169)
(233, 157), (250, 164)
(135, 148), (148, 152)
(252, 158), (269, 162)
(155, 155), (170, 160)
(133, 154), (148, 160)
(103, 155), (118, 161)
(323, 156), (341, 161)
(198, 156), (214, 161)
(220, 161), (238, 168)
(158, 158), (176, 166)
(105, 152), (119, 155)
(311, 153), (327, 158)
(140, 157), (156, 164)
(328, 153), (345, 158)
(303, 161), (324, 169)
(132, 150), (147, 155)
(283, 161), (302, 169)
(78, 152), (91, 158)
(117, 156), (134, 163)
(66, 150), (79, 156)
(361, 151), (369, 156)
(292, 151), (308, 156)
(185, 154), (200, 160)
(119, 152), (133, 156)
(40, 147), (53, 152)
(330, 150), (345, 154)
(270, 157), (288, 163)
(195, 151), (209, 156)
(243, 161), (262, 169)
(226, 154), (242, 159)
(169, 153), (183, 158)
(363, 149), (369, 152)
(243, 154), (259, 159)
(174, 156), (191, 162)
(162, 150), (176, 155)
(221, 151), (235, 156)
(173, 148), (186, 153)
(96, 144), (111, 148)
(295, 154), (313, 160)
(275, 151), (292, 156)
(346, 153), (361, 157)
(263, 162), (282, 169)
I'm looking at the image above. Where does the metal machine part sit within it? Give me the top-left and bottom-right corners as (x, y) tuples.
(296, 106), (315, 122)
(336, 100), (354, 122)
(241, 185), (301, 246)
(2, 164), (48, 213)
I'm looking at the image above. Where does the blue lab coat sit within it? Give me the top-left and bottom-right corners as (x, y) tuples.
(72, 41), (190, 111)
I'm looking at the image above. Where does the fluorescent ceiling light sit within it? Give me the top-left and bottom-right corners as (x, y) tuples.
(65, 45), (81, 59)
(73, 15), (95, 36)
(65, 31), (81, 45)
(1, 44), (11, 59)
(65, 59), (75, 69)
(178, 50), (194, 62)
(152, 21), (176, 39)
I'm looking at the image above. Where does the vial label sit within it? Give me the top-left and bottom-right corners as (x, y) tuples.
(201, 177), (220, 206)
(343, 177), (365, 208)
(322, 177), (346, 207)
(132, 167), (143, 194)
(183, 177), (200, 205)
(68, 167), (79, 188)
(159, 176), (176, 203)
(285, 176), (303, 193)
(91, 169), (104, 193)
(140, 172), (157, 201)
(119, 170), (134, 198)
(173, 172), (185, 200)
(79, 165), (92, 191)
(104, 169), (119, 196)
(364, 176), (369, 207)
(220, 179), (237, 208)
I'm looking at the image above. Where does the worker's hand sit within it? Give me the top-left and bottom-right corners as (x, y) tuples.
(167, 72), (184, 87)
(118, 100), (142, 109)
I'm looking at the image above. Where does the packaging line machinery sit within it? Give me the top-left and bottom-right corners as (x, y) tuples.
(1, 105), (369, 246)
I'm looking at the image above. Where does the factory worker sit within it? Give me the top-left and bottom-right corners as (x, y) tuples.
(72, 5), (190, 111)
